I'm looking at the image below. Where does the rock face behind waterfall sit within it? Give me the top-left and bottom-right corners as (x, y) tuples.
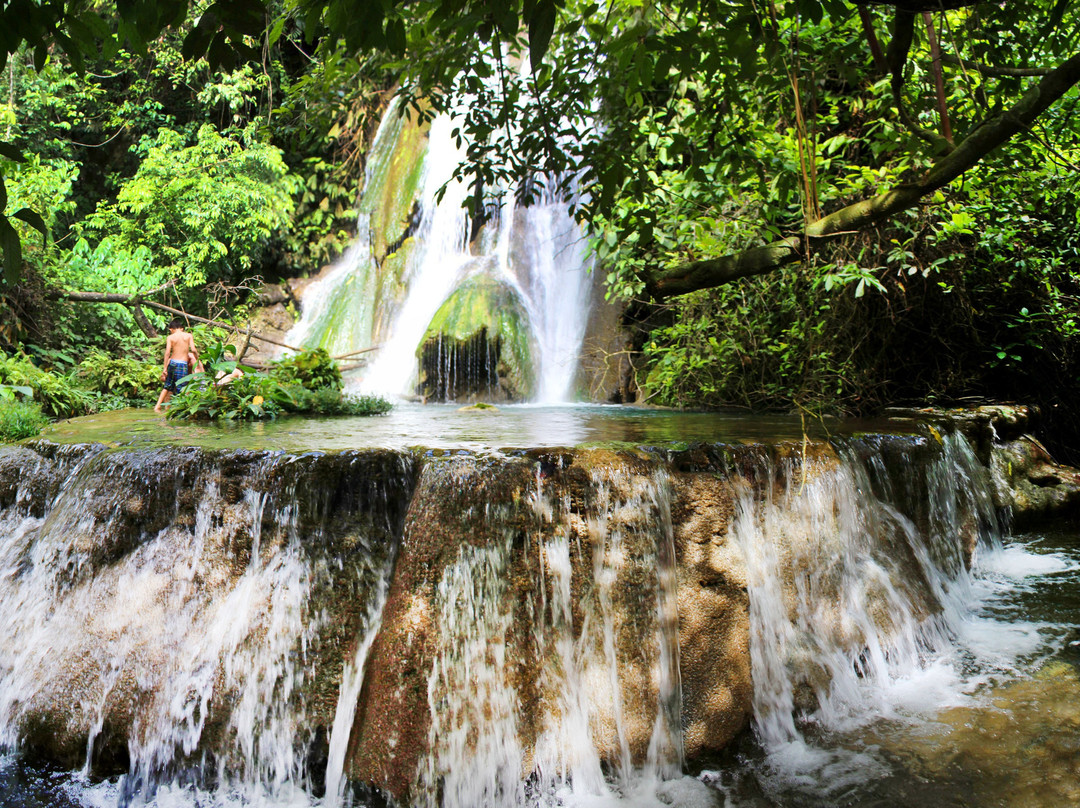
(0, 420), (1052, 805)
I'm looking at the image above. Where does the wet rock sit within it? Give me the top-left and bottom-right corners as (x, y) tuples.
(669, 473), (753, 760)
(0, 424), (1037, 804)
(991, 435), (1080, 526)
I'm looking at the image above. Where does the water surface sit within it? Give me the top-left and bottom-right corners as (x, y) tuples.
(38, 404), (920, 453)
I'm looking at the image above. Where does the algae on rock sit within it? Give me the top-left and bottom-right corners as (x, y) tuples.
(416, 274), (537, 402)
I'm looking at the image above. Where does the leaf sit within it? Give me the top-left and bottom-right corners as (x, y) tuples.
(0, 216), (22, 284)
(267, 16), (286, 45)
(13, 208), (47, 243)
(528, 0), (557, 74)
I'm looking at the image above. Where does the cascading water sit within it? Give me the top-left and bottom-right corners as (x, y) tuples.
(1, 416), (1078, 808)
(731, 435), (999, 751)
(285, 101), (594, 404)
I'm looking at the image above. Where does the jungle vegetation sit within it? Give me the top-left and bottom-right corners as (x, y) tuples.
(0, 0), (1078, 454)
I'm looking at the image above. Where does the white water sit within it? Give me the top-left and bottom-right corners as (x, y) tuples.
(2, 434), (1078, 808)
(721, 433), (1074, 802)
(287, 101), (594, 404)
(414, 462), (685, 808)
(0, 448), (401, 808)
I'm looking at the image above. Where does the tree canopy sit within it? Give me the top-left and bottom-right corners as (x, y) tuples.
(2, 0), (1079, 299)
(1, 0), (1079, 453)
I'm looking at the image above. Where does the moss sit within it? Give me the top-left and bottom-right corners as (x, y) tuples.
(417, 275), (537, 401)
(360, 103), (429, 264)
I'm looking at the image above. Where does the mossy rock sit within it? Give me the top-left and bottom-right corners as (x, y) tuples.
(417, 274), (536, 401)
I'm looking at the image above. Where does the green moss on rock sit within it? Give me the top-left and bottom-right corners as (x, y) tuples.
(417, 275), (537, 401)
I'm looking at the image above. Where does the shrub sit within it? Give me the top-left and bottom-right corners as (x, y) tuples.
(165, 371), (294, 421)
(77, 350), (161, 402)
(167, 370), (391, 422)
(286, 385), (392, 416)
(0, 400), (47, 441)
(270, 349), (342, 391)
(0, 353), (94, 418)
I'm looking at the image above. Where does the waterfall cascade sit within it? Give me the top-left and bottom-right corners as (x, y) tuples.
(2, 411), (1073, 807)
(285, 102), (597, 404)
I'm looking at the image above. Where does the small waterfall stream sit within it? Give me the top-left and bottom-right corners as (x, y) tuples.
(0, 423), (1078, 808)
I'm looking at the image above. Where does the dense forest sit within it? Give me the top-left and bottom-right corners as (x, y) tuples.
(0, 0), (1078, 457)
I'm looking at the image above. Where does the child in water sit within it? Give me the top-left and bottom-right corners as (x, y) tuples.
(154, 318), (199, 412)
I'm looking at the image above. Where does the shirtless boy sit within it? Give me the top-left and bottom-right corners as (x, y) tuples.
(154, 318), (199, 412)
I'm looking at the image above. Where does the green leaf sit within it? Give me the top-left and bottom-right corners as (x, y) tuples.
(528, 0), (556, 73)
(0, 216), (22, 284)
(267, 15), (286, 45)
(13, 208), (47, 243)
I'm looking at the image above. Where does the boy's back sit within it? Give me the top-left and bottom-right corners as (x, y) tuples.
(166, 329), (195, 363)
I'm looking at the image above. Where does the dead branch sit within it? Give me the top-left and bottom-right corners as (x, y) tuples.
(48, 288), (305, 353)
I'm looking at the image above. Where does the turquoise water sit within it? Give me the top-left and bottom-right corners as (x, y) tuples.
(38, 405), (920, 453)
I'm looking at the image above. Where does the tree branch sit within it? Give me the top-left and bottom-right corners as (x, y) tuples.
(646, 51), (1080, 300)
(889, 9), (953, 153)
(47, 288), (306, 353)
(939, 52), (1054, 77)
(857, 5), (888, 74)
(923, 12), (953, 143)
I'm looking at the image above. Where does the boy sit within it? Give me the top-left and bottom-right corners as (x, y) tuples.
(154, 318), (199, 412)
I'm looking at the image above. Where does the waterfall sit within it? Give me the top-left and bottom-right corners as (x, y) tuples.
(731, 432), (1006, 785)
(2, 419), (1066, 808)
(412, 459), (685, 807)
(286, 100), (595, 404)
(0, 444), (414, 806)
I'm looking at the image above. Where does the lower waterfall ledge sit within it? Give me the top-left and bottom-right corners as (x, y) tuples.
(0, 407), (1076, 805)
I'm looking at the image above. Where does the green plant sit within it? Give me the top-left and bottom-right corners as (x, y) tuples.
(286, 385), (392, 416)
(76, 350), (161, 400)
(0, 400), (47, 441)
(166, 371), (296, 421)
(0, 353), (93, 418)
(81, 125), (299, 287)
(270, 349), (343, 391)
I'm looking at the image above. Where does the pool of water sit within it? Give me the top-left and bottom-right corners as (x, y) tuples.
(2, 524), (1077, 808)
(36, 405), (923, 453)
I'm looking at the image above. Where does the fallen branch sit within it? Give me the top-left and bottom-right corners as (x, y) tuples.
(48, 288), (306, 353)
(331, 346), (382, 360)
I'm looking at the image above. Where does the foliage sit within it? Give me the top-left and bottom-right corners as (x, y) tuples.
(0, 353), (93, 418)
(166, 339), (387, 421)
(270, 348), (343, 391)
(165, 371), (294, 421)
(76, 350), (161, 401)
(82, 125), (299, 287)
(640, 129), (1080, 457)
(287, 385), (393, 416)
(167, 371), (392, 421)
(641, 268), (873, 412)
(0, 400), (47, 441)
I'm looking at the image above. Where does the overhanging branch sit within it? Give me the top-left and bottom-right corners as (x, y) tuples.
(646, 51), (1080, 300)
(47, 287), (305, 353)
(940, 53), (1054, 77)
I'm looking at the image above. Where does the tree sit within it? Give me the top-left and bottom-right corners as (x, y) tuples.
(2, 0), (1078, 301)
